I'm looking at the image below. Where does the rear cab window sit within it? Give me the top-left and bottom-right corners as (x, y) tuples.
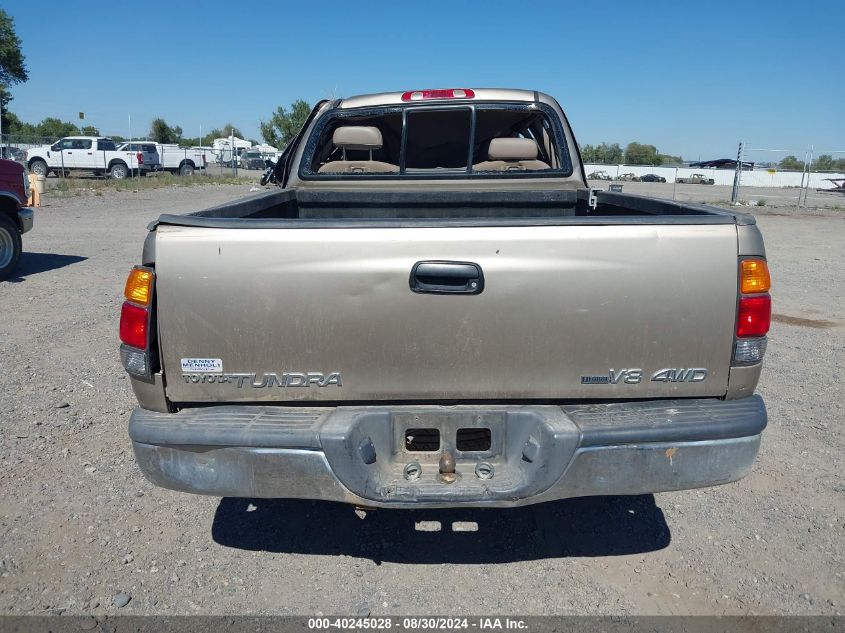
(301, 102), (571, 179)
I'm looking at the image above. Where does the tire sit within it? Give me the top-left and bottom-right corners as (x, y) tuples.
(110, 162), (129, 180)
(179, 162), (195, 177)
(29, 159), (48, 177)
(0, 214), (22, 282)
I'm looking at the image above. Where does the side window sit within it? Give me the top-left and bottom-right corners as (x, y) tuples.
(74, 139), (92, 150)
(98, 140), (116, 151)
(59, 139), (75, 150)
(308, 111), (403, 174)
(471, 109), (559, 172)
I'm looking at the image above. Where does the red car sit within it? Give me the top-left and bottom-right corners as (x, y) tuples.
(0, 158), (34, 280)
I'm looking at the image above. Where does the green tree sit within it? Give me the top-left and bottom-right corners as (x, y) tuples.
(149, 118), (181, 144)
(0, 9), (29, 134)
(624, 142), (662, 165)
(260, 99), (311, 149)
(811, 154), (836, 171)
(580, 142), (623, 164)
(778, 155), (805, 171)
(658, 153), (684, 166)
(80, 125), (100, 136)
(36, 117), (80, 140)
(207, 124), (243, 140)
(3, 110), (36, 139)
(223, 123), (241, 138)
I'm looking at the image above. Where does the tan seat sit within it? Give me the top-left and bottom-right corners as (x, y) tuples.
(473, 137), (550, 171)
(318, 126), (399, 174)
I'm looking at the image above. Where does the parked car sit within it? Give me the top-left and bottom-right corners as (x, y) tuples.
(26, 137), (158, 179)
(640, 173), (667, 183)
(117, 142), (203, 176)
(0, 158), (34, 280)
(587, 170), (612, 180)
(676, 173), (716, 185)
(123, 87), (770, 510)
(616, 172), (640, 182)
(239, 150), (267, 170)
(0, 146), (24, 161)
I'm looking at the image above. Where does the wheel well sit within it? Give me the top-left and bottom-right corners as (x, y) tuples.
(179, 160), (196, 168)
(28, 157), (46, 168)
(108, 159), (128, 169)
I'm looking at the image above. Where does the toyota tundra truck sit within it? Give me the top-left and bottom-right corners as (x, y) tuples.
(122, 88), (770, 508)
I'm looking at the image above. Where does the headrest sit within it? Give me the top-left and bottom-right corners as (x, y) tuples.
(488, 137), (538, 161)
(333, 126), (383, 150)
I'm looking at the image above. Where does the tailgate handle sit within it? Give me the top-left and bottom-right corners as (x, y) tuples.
(410, 261), (484, 295)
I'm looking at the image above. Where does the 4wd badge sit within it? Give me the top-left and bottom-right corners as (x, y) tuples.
(581, 368), (708, 385)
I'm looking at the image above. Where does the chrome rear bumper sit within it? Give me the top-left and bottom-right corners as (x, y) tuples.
(129, 397), (766, 508)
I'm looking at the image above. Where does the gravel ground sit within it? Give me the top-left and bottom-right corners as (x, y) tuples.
(0, 184), (842, 617)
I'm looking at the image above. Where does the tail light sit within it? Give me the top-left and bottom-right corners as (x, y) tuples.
(736, 295), (771, 338)
(733, 258), (771, 366)
(119, 266), (155, 378)
(120, 302), (148, 347)
(137, 151), (144, 165)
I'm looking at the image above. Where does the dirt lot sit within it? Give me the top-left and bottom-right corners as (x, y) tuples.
(0, 184), (842, 617)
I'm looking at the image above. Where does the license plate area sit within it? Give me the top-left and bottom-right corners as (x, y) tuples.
(320, 406), (580, 504)
(392, 411), (505, 461)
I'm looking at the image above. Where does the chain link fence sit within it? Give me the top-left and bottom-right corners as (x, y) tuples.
(584, 153), (845, 210)
(3, 131), (843, 208)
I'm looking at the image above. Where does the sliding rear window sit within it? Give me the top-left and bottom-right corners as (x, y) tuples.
(301, 103), (571, 179)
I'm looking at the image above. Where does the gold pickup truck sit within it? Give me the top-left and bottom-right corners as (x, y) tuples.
(120, 88), (770, 509)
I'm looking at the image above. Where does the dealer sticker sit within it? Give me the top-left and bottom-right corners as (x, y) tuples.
(180, 358), (223, 374)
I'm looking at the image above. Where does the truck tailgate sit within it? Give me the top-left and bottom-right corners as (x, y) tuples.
(155, 223), (738, 403)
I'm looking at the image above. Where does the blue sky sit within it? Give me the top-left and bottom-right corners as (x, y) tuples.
(5, 0), (844, 159)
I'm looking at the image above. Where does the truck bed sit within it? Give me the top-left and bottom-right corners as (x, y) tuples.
(152, 189), (753, 228)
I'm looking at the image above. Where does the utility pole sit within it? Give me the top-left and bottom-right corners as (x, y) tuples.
(730, 141), (744, 204)
(129, 114), (134, 180)
(231, 130), (236, 176)
(799, 144), (814, 208)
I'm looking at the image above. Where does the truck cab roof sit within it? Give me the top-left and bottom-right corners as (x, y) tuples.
(338, 88), (551, 109)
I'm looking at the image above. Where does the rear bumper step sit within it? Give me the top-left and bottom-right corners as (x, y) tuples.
(129, 396), (766, 508)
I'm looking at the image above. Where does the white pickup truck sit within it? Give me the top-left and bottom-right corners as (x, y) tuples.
(26, 136), (158, 179)
(117, 142), (206, 176)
